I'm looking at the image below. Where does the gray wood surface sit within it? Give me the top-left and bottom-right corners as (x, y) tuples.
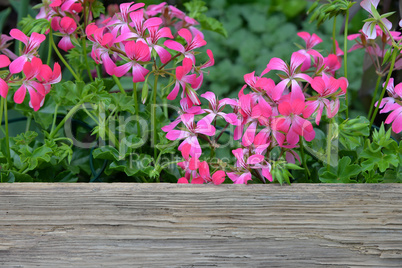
(0, 183), (402, 267)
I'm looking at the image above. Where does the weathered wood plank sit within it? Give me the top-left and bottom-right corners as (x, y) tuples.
(0, 183), (402, 267)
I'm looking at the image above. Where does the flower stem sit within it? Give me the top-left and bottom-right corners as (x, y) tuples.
(332, 16), (337, 54)
(370, 48), (398, 128)
(25, 115), (32, 132)
(50, 104), (59, 134)
(49, 28), (81, 81)
(0, 97), (4, 135)
(326, 119), (334, 171)
(82, 38), (93, 82)
(4, 98), (11, 168)
(49, 101), (85, 139)
(112, 75), (125, 95)
(300, 139), (310, 178)
(46, 37), (52, 66)
(96, 64), (102, 78)
(343, 8), (349, 118)
(132, 82), (141, 136)
(367, 75), (382, 119)
(152, 75), (159, 161)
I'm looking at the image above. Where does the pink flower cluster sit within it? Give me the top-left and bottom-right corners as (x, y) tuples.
(0, 30), (61, 111)
(163, 32), (348, 185)
(348, 0), (402, 133)
(84, 1), (209, 86)
(37, 0), (81, 51)
(375, 78), (402, 133)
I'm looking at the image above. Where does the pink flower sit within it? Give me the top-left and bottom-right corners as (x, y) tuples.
(161, 98), (205, 133)
(0, 34), (17, 60)
(165, 113), (215, 158)
(303, 73), (345, 125)
(129, 8), (163, 38)
(51, 16), (77, 52)
(13, 57), (47, 111)
(114, 40), (151, 82)
(198, 161), (226, 185)
(199, 91), (239, 126)
(276, 89), (315, 145)
(146, 24), (173, 64)
(261, 52), (312, 96)
(86, 23), (117, 76)
(0, 55), (11, 98)
(376, 79), (402, 133)
(167, 57), (200, 105)
(297, 32), (323, 71)
(360, 0), (392, 39)
(38, 62), (62, 93)
(9, 29), (46, 74)
(164, 28), (207, 64)
(107, 2), (145, 36)
(376, 78), (398, 113)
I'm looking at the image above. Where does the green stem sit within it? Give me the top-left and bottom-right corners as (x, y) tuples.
(332, 16), (337, 54)
(300, 139), (310, 177)
(370, 48), (398, 128)
(46, 37), (52, 66)
(326, 119), (334, 171)
(96, 64), (102, 78)
(112, 75), (125, 94)
(50, 28), (81, 81)
(49, 101), (85, 139)
(132, 82), (141, 136)
(343, 9), (349, 118)
(0, 97), (4, 135)
(82, 38), (93, 82)
(25, 115), (32, 132)
(50, 104), (59, 134)
(367, 75), (382, 119)
(153, 75), (159, 161)
(4, 99), (11, 168)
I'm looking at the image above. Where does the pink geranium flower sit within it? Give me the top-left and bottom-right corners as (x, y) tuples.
(146, 24), (173, 64)
(114, 40), (151, 82)
(166, 57), (200, 105)
(360, 0), (392, 39)
(13, 57), (47, 111)
(198, 161), (226, 185)
(9, 29), (46, 74)
(261, 52), (312, 95)
(86, 23), (117, 76)
(376, 79), (402, 133)
(129, 8), (163, 38)
(0, 55), (11, 98)
(107, 2), (145, 36)
(199, 91), (239, 126)
(164, 28), (207, 64)
(0, 34), (17, 60)
(165, 113), (215, 158)
(51, 16), (77, 52)
(276, 89), (315, 145)
(297, 32), (323, 71)
(303, 73), (346, 125)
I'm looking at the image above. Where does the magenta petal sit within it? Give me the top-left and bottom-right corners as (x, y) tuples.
(166, 130), (189, 140)
(14, 85), (26, 104)
(114, 62), (132, 77)
(164, 40), (185, 53)
(167, 82), (180, 101)
(154, 45), (171, 64)
(9, 56), (27, 74)
(247, 154), (264, 165)
(0, 55), (11, 68)
(10, 29), (28, 45)
(242, 121), (257, 146)
(58, 36), (75, 52)
(0, 78), (8, 98)
(131, 63), (149, 83)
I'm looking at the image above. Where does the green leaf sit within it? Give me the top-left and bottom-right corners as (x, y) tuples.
(184, 0), (208, 18)
(318, 157), (361, 183)
(19, 16), (50, 35)
(7, 171), (33, 183)
(197, 14), (228, 37)
(93, 146), (121, 161)
(91, 1), (106, 19)
(111, 93), (136, 113)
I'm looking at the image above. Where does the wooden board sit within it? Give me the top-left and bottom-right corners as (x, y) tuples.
(0, 183), (402, 267)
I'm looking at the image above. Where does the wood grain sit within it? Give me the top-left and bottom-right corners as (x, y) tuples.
(0, 183), (402, 267)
